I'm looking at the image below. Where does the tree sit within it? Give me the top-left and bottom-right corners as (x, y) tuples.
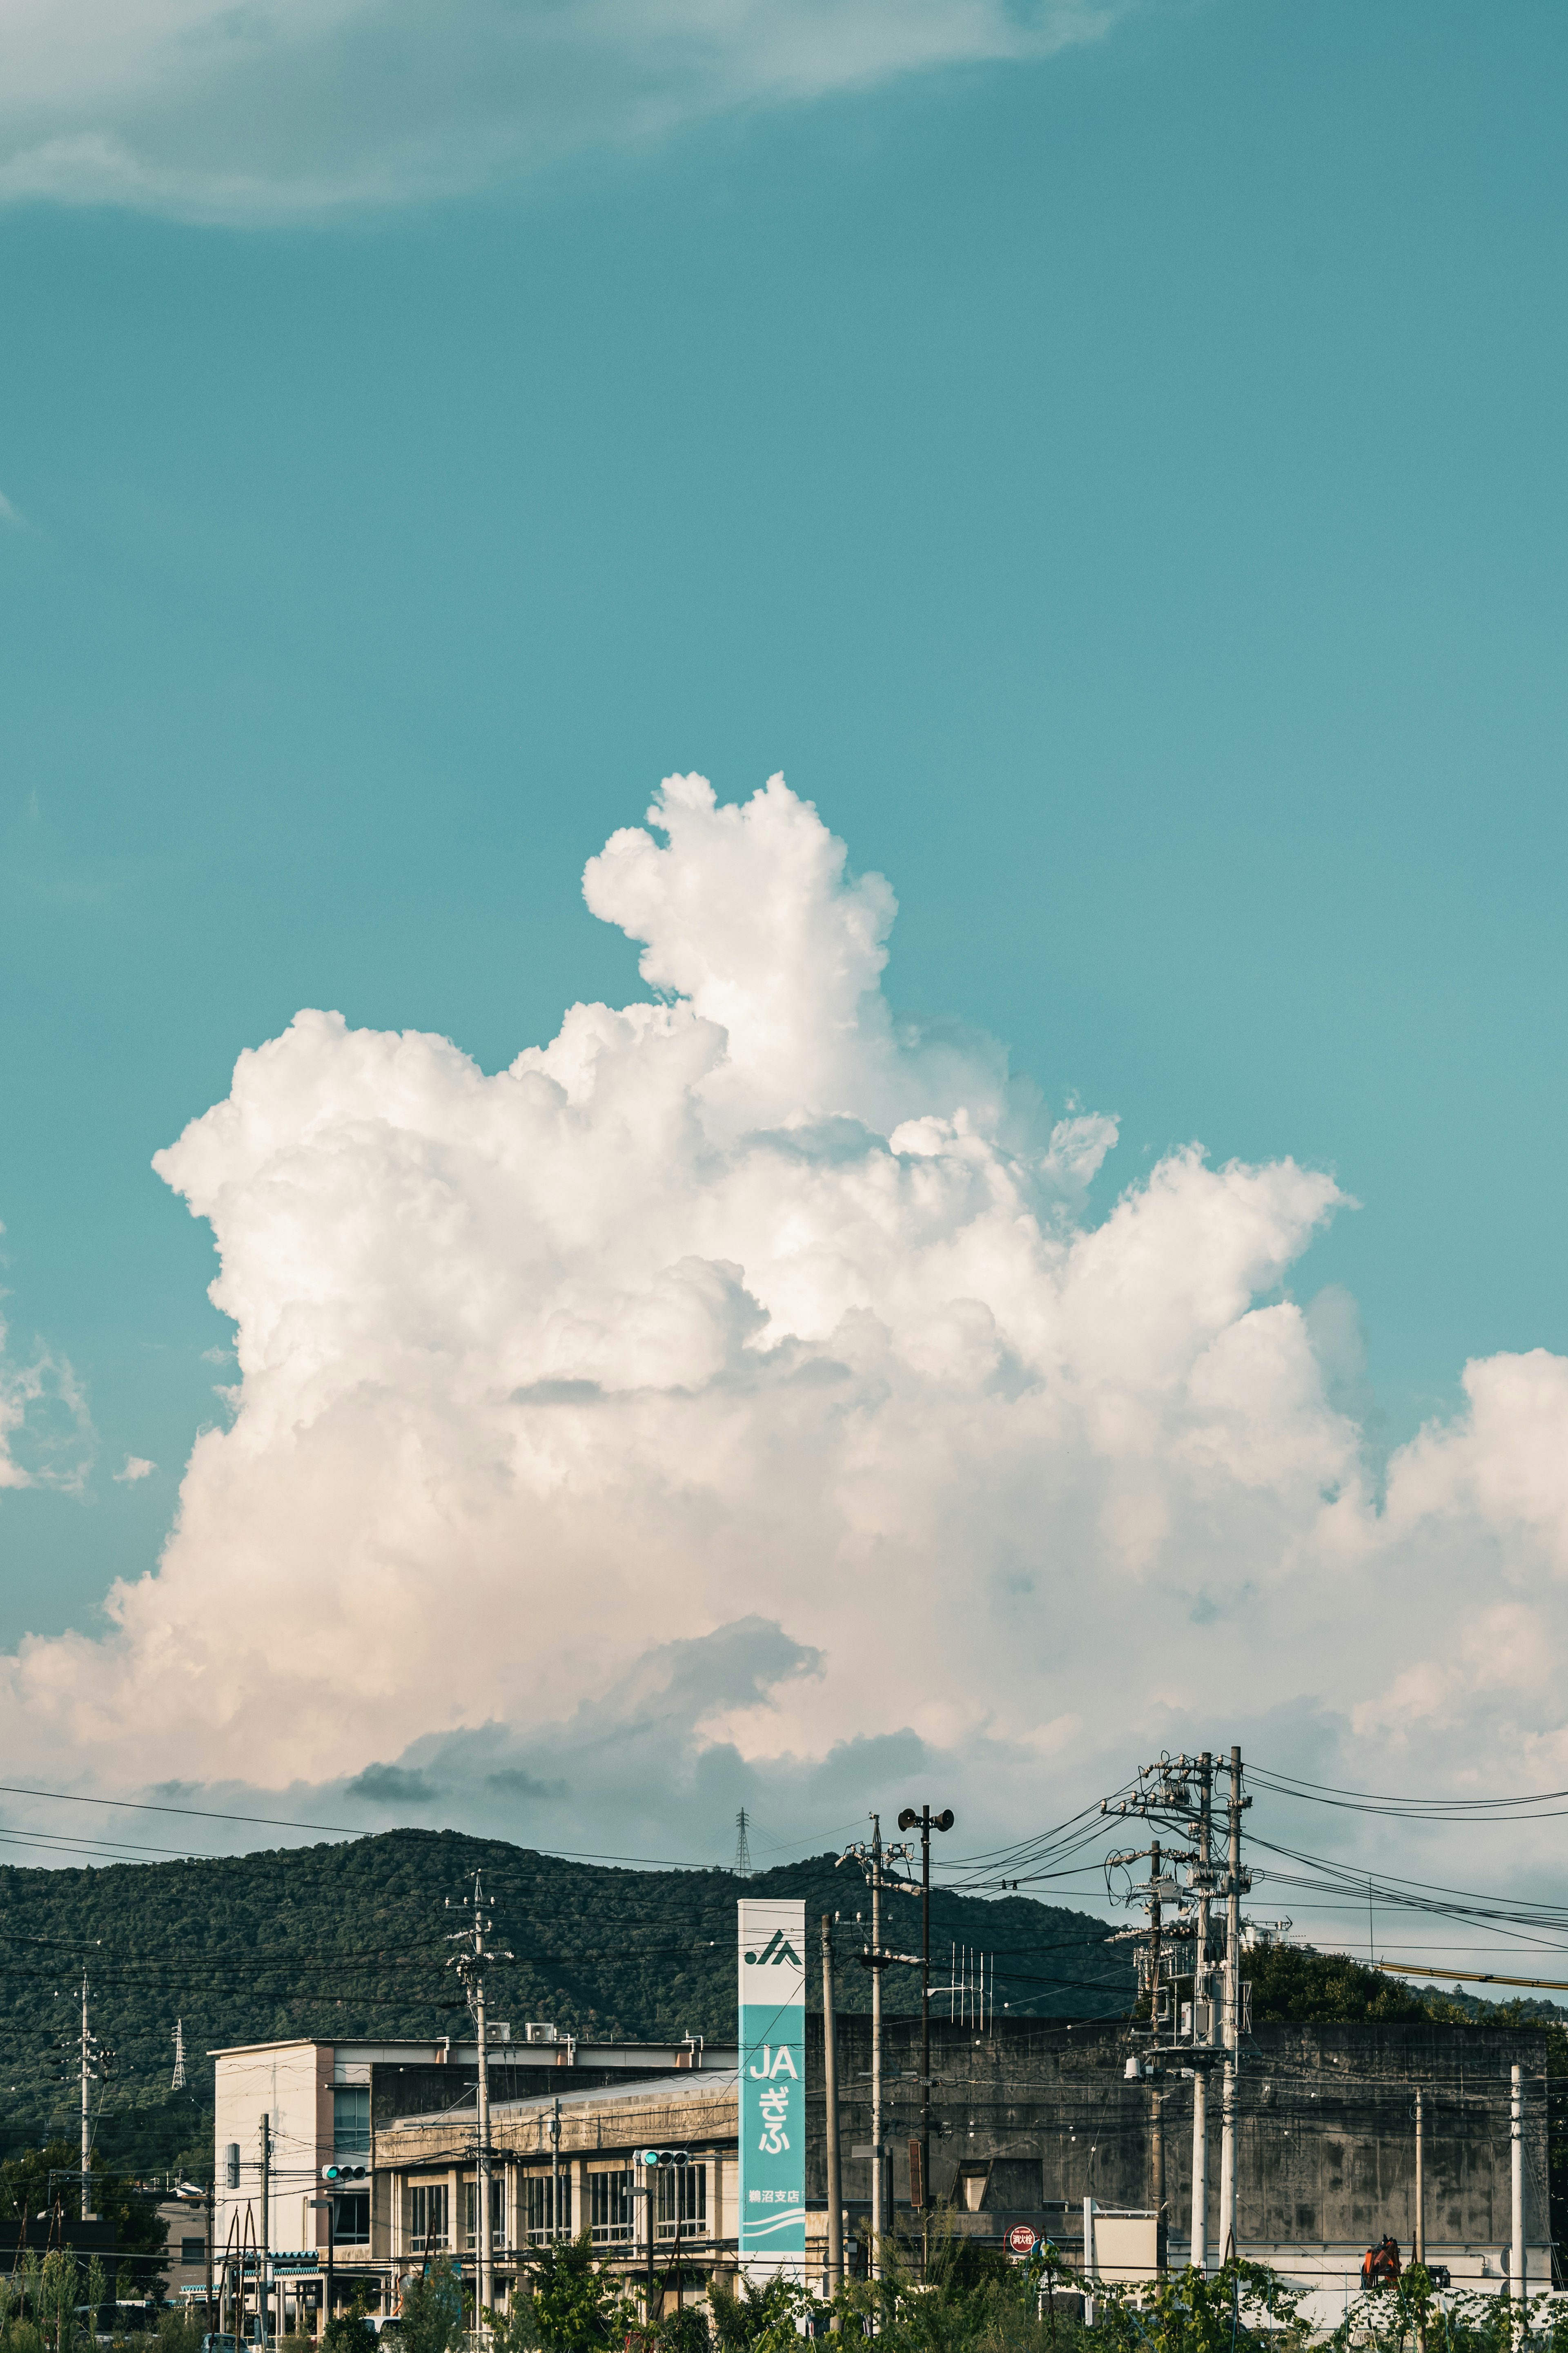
(322, 2291), (377, 2353)
(511, 2235), (639, 2353)
(397, 2261), (466, 2353)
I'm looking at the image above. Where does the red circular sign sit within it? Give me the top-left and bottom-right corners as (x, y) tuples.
(1007, 2226), (1039, 2256)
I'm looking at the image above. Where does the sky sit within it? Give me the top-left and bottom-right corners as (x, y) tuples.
(0, 0), (1566, 1960)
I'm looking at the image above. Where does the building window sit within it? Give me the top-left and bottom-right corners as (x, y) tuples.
(332, 2194), (370, 2247)
(334, 2085), (371, 2157)
(463, 2177), (507, 2249)
(588, 2172), (632, 2245)
(655, 2166), (706, 2243)
(180, 2239), (206, 2266)
(523, 2175), (571, 2244)
(407, 2182), (449, 2252)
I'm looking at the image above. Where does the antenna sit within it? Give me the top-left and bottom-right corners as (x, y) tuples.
(171, 2018), (187, 2092)
(733, 1809), (752, 1878)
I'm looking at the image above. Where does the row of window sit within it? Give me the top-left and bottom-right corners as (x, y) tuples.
(403, 2167), (709, 2252)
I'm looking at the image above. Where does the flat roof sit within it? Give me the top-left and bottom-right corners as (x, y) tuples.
(390, 2068), (741, 2133)
(211, 2037), (736, 2058)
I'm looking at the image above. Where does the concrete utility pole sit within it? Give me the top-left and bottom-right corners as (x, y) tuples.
(1218, 1745), (1246, 2266)
(870, 1818), (884, 2268)
(1510, 2063), (1526, 2317)
(550, 2097), (562, 2242)
(897, 1803), (954, 2277)
(821, 1917), (843, 2306)
(1151, 2087), (1165, 2271)
(1083, 2195), (1097, 2326)
(80, 1973), (93, 2221)
(1191, 1753), (1212, 2273)
(1414, 2088), (1425, 2269)
(259, 2115), (271, 2350)
(839, 1815), (911, 2276)
(448, 1873), (513, 2326)
(1145, 1841), (1165, 2271)
(475, 1936), (493, 2318)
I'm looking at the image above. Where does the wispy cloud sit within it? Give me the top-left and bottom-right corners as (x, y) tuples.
(0, 490), (22, 528)
(114, 1454), (156, 1483)
(0, 0), (1128, 225)
(0, 1319), (93, 1494)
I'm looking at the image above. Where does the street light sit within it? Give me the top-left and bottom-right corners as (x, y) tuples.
(896, 1805), (954, 2273)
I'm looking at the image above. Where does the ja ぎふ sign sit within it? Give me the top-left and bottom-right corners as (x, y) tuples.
(738, 1899), (805, 2265)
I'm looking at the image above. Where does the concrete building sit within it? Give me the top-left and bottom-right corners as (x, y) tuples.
(212, 2026), (731, 2322)
(215, 2013), (1553, 2326)
(813, 2014), (1553, 2321)
(158, 2195), (214, 2304)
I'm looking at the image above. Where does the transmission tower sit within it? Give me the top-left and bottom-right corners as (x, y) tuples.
(733, 1809), (752, 1877)
(171, 2018), (186, 2091)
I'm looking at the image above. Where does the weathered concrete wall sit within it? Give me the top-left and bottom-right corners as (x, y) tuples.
(804, 2014), (1549, 2256)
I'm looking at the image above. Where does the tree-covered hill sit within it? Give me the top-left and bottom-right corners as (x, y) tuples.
(0, 1828), (1130, 2177)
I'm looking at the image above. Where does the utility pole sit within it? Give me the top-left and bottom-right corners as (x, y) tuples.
(448, 1873), (513, 2329)
(550, 2098), (562, 2242)
(869, 1818), (884, 2269)
(1151, 2085), (1164, 2273)
(898, 1803), (954, 2278)
(1218, 1746), (1248, 2267)
(1146, 1842), (1165, 2270)
(475, 1936), (493, 2321)
(80, 1973), (92, 2222)
(839, 1814), (915, 2279)
(1191, 1753), (1212, 2273)
(1511, 2063), (1526, 2320)
(260, 2115), (270, 2351)
(821, 1917), (843, 2306)
(1100, 1758), (1215, 2277)
(1414, 2089), (1425, 2270)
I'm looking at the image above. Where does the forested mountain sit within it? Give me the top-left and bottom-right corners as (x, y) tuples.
(0, 1829), (1130, 2177)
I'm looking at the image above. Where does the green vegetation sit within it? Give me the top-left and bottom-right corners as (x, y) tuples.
(498, 2233), (1305, 2353)
(0, 2137), (170, 2295)
(1244, 1945), (1439, 2025)
(0, 1830), (1126, 2178)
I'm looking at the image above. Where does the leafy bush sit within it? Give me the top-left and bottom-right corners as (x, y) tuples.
(654, 2309), (710, 2353)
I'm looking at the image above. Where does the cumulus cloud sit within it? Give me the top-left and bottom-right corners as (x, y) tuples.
(114, 1454), (156, 1484)
(0, 0), (1127, 225)
(2, 772), (1567, 1882)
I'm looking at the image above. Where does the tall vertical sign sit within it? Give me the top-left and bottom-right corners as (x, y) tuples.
(738, 1900), (806, 2270)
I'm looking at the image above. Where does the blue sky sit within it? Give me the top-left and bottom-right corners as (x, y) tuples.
(0, 0), (1564, 1819)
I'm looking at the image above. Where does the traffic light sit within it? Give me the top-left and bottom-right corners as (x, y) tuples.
(321, 2164), (368, 2181)
(636, 2150), (688, 2168)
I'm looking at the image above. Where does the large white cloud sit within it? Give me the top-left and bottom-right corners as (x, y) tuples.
(4, 771), (1567, 1886)
(0, 0), (1125, 224)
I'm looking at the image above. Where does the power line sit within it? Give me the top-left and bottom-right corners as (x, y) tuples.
(0, 1785), (359, 1834)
